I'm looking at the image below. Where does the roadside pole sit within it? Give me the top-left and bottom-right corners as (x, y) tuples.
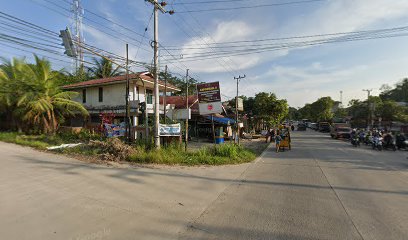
(125, 44), (130, 143)
(234, 75), (246, 145)
(211, 114), (216, 144)
(185, 69), (189, 152)
(164, 65), (167, 124)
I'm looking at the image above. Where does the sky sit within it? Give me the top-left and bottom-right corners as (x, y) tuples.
(1, 0), (408, 108)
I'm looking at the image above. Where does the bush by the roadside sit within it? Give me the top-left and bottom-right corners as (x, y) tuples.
(89, 138), (137, 161)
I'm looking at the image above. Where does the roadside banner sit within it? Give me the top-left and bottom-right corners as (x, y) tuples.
(197, 82), (222, 115)
(104, 122), (126, 137)
(237, 97), (244, 111)
(159, 123), (181, 136)
(166, 109), (191, 120)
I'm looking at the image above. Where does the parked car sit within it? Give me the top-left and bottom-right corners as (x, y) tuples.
(318, 122), (331, 132)
(330, 126), (351, 139)
(310, 123), (318, 131)
(297, 123), (307, 131)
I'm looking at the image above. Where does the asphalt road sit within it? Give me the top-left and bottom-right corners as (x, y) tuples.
(1, 130), (407, 240)
(179, 130), (408, 240)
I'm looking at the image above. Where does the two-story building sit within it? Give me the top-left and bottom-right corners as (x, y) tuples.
(62, 71), (180, 130)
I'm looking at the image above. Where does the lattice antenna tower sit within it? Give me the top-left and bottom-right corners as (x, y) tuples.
(71, 0), (84, 71)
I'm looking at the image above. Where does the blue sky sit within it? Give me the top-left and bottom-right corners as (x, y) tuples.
(2, 0), (408, 107)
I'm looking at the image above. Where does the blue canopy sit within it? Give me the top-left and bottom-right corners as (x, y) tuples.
(206, 116), (236, 125)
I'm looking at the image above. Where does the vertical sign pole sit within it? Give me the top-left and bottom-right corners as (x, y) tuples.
(185, 69), (189, 152)
(125, 43), (130, 143)
(212, 114), (216, 145)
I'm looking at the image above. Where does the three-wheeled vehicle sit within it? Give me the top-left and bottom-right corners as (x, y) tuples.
(278, 126), (292, 151)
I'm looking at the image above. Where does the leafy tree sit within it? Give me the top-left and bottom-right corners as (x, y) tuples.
(380, 78), (408, 102)
(57, 64), (92, 86)
(254, 92), (288, 126)
(89, 57), (123, 79)
(0, 56), (89, 133)
(287, 107), (301, 120)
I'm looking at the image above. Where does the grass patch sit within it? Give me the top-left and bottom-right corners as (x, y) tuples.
(128, 143), (257, 165)
(0, 131), (266, 166)
(0, 130), (102, 150)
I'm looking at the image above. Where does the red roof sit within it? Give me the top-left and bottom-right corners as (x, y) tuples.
(62, 72), (180, 91)
(160, 95), (199, 113)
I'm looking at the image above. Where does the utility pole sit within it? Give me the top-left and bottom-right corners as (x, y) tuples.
(146, 0), (166, 149)
(164, 65), (168, 124)
(234, 75), (246, 145)
(125, 44), (130, 143)
(185, 69), (189, 151)
(363, 89), (372, 129)
(340, 90), (343, 108)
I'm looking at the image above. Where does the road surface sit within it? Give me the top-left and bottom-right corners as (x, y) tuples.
(1, 130), (408, 239)
(180, 130), (408, 240)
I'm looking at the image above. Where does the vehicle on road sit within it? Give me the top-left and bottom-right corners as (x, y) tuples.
(396, 133), (407, 150)
(278, 127), (291, 151)
(382, 133), (397, 151)
(330, 124), (351, 139)
(372, 136), (383, 151)
(310, 123), (319, 131)
(318, 122), (331, 132)
(297, 123), (307, 131)
(351, 135), (360, 147)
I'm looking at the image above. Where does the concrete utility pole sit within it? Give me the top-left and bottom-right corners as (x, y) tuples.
(164, 65), (167, 124)
(147, 0), (166, 149)
(185, 69), (189, 151)
(234, 75), (246, 145)
(340, 90), (343, 107)
(363, 89), (372, 129)
(125, 44), (130, 143)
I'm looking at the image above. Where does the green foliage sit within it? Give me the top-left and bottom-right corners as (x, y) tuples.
(89, 57), (123, 79)
(128, 143), (256, 165)
(0, 56), (89, 133)
(298, 97), (334, 122)
(380, 78), (408, 102)
(253, 92), (289, 126)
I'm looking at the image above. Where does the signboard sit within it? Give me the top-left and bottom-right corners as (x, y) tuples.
(197, 82), (221, 103)
(166, 109), (191, 120)
(104, 122), (126, 138)
(237, 97), (244, 111)
(197, 82), (222, 115)
(159, 123), (181, 136)
(198, 102), (223, 115)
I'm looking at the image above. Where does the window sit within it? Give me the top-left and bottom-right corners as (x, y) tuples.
(98, 87), (103, 102)
(146, 89), (153, 104)
(82, 89), (86, 103)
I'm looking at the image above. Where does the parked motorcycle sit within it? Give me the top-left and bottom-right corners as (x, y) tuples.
(372, 136), (383, 151)
(382, 134), (397, 151)
(396, 134), (407, 150)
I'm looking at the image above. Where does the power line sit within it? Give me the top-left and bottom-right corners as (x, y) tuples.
(174, 0), (326, 13)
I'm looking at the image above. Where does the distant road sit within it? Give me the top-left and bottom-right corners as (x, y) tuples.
(179, 130), (408, 240)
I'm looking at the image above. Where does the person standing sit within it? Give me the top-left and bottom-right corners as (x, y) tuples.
(275, 130), (282, 153)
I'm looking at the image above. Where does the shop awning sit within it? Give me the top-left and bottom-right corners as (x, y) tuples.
(206, 116), (236, 125)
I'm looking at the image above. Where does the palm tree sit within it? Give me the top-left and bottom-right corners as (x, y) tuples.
(0, 55), (89, 134)
(0, 57), (27, 131)
(89, 57), (123, 79)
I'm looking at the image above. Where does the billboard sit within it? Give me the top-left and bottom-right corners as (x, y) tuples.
(104, 122), (126, 138)
(197, 82), (221, 103)
(197, 82), (222, 115)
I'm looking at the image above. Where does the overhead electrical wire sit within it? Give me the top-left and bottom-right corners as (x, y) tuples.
(174, 0), (326, 13)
